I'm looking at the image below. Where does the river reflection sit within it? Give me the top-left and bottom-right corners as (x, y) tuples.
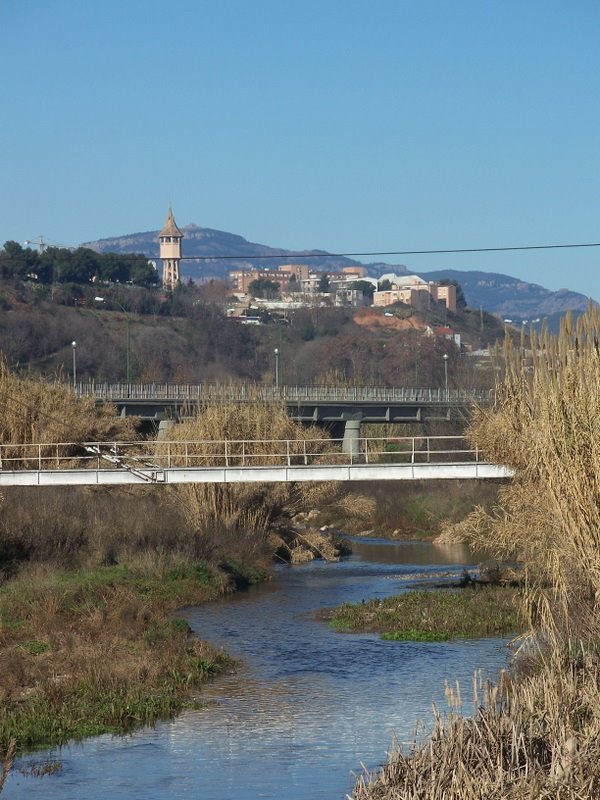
(7, 539), (510, 800)
(348, 535), (482, 566)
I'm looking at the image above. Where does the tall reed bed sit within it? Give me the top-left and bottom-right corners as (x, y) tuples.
(165, 400), (340, 562)
(443, 306), (600, 643)
(0, 363), (136, 467)
(353, 305), (600, 798)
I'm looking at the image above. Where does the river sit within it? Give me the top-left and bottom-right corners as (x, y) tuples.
(6, 538), (511, 799)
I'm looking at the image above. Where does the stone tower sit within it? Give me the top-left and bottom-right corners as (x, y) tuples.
(159, 206), (183, 290)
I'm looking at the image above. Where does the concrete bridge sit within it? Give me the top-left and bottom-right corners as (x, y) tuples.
(0, 435), (512, 487)
(76, 383), (493, 443)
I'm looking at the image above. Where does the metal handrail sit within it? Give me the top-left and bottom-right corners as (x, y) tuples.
(0, 435), (485, 472)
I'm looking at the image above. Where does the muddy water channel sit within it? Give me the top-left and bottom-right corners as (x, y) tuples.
(8, 539), (512, 799)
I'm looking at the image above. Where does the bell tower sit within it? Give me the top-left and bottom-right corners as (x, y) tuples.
(159, 206), (183, 290)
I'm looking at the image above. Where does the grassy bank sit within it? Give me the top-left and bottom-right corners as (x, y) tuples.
(0, 558), (265, 750)
(328, 585), (524, 641)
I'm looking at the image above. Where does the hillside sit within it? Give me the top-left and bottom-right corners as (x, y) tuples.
(0, 279), (503, 388)
(83, 226), (592, 323)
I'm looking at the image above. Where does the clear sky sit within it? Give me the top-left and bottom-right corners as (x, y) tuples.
(1, 1), (599, 299)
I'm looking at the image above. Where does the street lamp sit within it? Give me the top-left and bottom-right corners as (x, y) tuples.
(443, 353), (449, 400)
(72, 340), (77, 387)
(274, 347), (280, 389)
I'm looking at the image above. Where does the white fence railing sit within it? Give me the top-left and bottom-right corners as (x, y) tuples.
(0, 436), (482, 472)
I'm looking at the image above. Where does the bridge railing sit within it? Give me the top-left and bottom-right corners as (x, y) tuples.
(0, 436), (483, 472)
(72, 382), (494, 405)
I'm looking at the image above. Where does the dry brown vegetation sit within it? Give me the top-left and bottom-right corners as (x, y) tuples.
(0, 363), (136, 445)
(442, 307), (600, 642)
(164, 400), (341, 563)
(354, 663), (600, 799)
(353, 305), (600, 798)
(0, 362), (136, 471)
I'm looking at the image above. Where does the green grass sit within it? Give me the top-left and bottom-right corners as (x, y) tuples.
(329, 586), (524, 641)
(381, 629), (451, 642)
(0, 560), (242, 752)
(19, 641), (50, 656)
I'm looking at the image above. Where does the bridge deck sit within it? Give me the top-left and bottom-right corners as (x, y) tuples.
(0, 463), (512, 486)
(76, 383), (493, 404)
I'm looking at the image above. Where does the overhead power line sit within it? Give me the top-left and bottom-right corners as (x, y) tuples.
(179, 241), (600, 262)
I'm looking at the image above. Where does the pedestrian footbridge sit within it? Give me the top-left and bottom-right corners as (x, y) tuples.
(0, 436), (513, 487)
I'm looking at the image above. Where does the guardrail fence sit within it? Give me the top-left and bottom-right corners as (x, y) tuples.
(72, 383), (494, 404)
(0, 435), (481, 472)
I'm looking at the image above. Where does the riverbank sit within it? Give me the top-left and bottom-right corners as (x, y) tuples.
(0, 557), (266, 752)
(352, 650), (600, 800)
(3, 537), (509, 800)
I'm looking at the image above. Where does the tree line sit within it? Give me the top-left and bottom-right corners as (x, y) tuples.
(0, 241), (159, 288)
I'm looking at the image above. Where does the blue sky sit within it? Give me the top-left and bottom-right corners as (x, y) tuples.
(2, 1), (599, 298)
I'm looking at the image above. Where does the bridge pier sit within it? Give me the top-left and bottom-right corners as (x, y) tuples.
(342, 418), (362, 459)
(157, 420), (176, 440)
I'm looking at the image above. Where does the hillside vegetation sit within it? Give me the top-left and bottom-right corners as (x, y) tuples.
(0, 270), (503, 388)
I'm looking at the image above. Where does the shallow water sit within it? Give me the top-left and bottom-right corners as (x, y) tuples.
(7, 539), (511, 799)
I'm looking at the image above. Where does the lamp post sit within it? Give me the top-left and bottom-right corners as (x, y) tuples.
(443, 353), (449, 400)
(72, 340), (77, 388)
(274, 347), (280, 389)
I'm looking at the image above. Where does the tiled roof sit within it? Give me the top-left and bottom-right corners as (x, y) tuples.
(159, 207), (183, 238)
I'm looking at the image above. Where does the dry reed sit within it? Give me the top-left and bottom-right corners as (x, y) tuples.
(440, 305), (600, 643)
(0, 738), (15, 794)
(0, 363), (136, 468)
(354, 305), (600, 798)
(165, 401), (341, 561)
(353, 658), (600, 799)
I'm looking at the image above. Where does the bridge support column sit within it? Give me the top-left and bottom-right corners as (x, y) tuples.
(342, 419), (361, 460)
(157, 420), (176, 440)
